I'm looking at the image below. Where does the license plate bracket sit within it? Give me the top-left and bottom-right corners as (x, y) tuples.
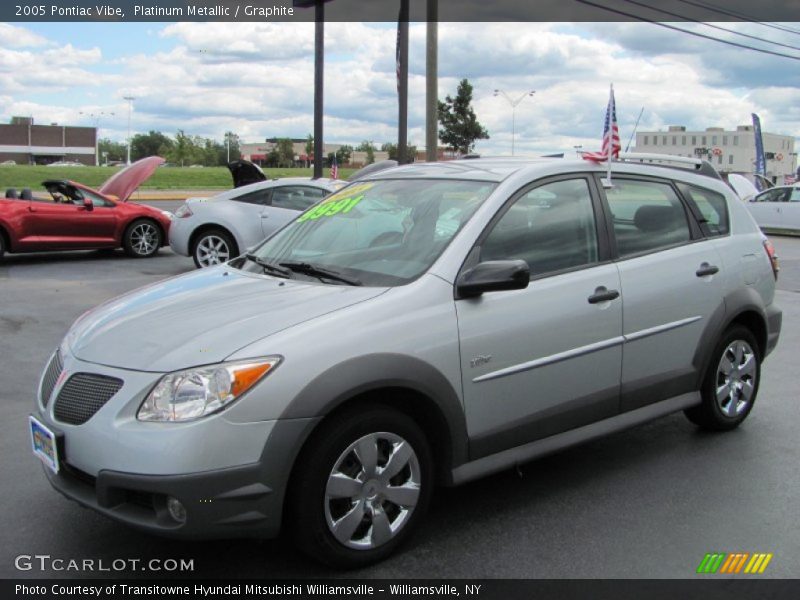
(30, 415), (60, 474)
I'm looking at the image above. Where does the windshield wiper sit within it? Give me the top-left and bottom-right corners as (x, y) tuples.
(245, 253), (292, 278)
(279, 261), (362, 286)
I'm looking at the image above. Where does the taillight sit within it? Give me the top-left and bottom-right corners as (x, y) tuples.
(763, 238), (779, 280)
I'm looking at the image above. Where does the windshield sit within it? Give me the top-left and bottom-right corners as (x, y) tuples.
(238, 178), (496, 286)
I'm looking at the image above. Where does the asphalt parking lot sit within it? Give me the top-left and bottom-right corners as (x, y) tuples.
(0, 233), (798, 579)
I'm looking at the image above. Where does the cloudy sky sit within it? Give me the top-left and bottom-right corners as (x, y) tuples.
(0, 20), (798, 155)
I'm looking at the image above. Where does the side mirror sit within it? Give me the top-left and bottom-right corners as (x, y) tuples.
(456, 259), (530, 298)
(82, 198), (94, 211)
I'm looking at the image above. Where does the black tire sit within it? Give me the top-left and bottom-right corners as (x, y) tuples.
(684, 325), (761, 431)
(287, 405), (433, 568)
(123, 219), (162, 258)
(0, 231), (5, 260)
(192, 228), (238, 269)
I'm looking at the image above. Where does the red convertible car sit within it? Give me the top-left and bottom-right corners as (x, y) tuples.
(0, 157), (171, 260)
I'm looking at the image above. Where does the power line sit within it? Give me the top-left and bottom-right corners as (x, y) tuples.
(670, 0), (800, 36)
(573, 0), (800, 61)
(618, 0), (800, 52)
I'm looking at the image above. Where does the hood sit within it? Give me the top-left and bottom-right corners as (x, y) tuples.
(727, 173), (759, 201)
(66, 268), (387, 372)
(228, 159), (266, 188)
(98, 156), (165, 201)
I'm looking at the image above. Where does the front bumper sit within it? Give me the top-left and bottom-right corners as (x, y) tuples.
(38, 415), (319, 540)
(167, 217), (192, 256)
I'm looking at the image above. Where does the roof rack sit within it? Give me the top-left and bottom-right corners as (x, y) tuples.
(616, 152), (723, 181)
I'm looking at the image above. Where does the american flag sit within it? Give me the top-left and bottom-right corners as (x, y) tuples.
(582, 85), (621, 162)
(330, 153), (339, 180)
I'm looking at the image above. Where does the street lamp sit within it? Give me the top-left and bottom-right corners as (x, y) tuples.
(123, 96), (135, 165)
(79, 111), (114, 166)
(493, 89), (535, 156)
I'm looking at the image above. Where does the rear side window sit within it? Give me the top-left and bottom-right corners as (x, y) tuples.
(605, 179), (690, 257)
(682, 185), (729, 236)
(270, 186), (327, 211)
(481, 178), (599, 277)
(234, 189), (271, 205)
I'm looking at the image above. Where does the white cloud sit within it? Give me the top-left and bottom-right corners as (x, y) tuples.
(1, 21), (797, 157)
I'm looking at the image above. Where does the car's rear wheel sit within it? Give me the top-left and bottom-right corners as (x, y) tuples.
(192, 229), (238, 268)
(123, 219), (162, 258)
(288, 406), (433, 568)
(685, 325), (760, 431)
(0, 232), (5, 260)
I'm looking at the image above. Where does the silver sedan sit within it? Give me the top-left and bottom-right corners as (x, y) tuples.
(747, 185), (800, 235)
(170, 178), (344, 268)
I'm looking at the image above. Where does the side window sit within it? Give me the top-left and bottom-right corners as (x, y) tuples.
(605, 179), (691, 257)
(481, 178), (599, 277)
(234, 189), (271, 205)
(757, 189), (787, 203)
(683, 185), (729, 236)
(271, 186), (326, 211)
(790, 188), (800, 202)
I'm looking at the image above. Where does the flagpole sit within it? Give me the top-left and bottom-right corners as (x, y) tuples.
(606, 85), (613, 184)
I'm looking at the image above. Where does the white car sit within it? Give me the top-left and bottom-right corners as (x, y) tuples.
(747, 185), (800, 235)
(169, 161), (344, 267)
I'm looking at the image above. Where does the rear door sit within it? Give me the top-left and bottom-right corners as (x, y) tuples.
(748, 187), (789, 230)
(456, 175), (623, 458)
(600, 176), (725, 412)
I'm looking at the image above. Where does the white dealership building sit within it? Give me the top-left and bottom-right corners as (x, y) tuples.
(635, 125), (797, 183)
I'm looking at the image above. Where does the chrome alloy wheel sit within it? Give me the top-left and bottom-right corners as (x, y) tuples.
(130, 222), (159, 256)
(324, 432), (421, 550)
(715, 340), (757, 417)
(196, 235), (231, 267)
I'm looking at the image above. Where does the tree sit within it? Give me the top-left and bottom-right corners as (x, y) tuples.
(130, 130), (174, 161)
(275, 138), (296, 167)
(356, 140), (376, 165)
(98, 138), (127, 163)
(166, 130), (198, 166)
(382, 142), (417, 162)
(305, 133), (314, 167)
(337, 144), (353, 165)
(437, 78), (489, 155)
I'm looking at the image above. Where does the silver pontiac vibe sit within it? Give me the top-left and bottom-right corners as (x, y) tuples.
(30, 157), (781, 568)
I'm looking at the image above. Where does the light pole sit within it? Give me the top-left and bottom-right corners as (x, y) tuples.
(123, 96), (135, 165)
(493, 89), (535, 156)
(79, 111), (114, 166)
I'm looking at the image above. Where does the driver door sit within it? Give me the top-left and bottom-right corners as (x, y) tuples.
(28, 192), (117, 248)
(456, 176), (623, 458)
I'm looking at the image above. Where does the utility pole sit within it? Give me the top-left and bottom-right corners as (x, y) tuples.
(398, 0), (409, 164)
(425, 0), (438, 162)
(123, 96), (135, 165)
(80, 111), (114, 166)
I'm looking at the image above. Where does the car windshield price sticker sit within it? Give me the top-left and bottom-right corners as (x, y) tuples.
(298, 183), (374, 222)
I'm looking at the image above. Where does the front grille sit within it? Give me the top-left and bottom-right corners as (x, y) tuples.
(53, 373), (124, 425)
(40, 350), (63, 407)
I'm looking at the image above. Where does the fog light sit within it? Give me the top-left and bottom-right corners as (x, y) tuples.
(167, 496), (187, 523)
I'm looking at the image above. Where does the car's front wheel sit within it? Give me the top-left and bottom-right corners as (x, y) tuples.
(288, 406), (433, 568)
(123, 219), (162, 258)
(685, 325), (761, 431)
(192, 229), (238, 268)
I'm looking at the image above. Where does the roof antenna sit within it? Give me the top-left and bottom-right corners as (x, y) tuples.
(625, 106), (644, 153)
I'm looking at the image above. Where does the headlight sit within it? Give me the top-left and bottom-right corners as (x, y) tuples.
(175, 204), (193, 218)
(137, 357), (280, 422)
(161, 210), (175, 220)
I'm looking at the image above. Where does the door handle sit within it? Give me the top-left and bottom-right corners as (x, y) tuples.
(588, 286), (619, 304)
(696, 263), (719, 277)
(260, 214), (269, 219)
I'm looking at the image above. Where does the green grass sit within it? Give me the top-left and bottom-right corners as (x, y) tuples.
(0, 165), (357, 191)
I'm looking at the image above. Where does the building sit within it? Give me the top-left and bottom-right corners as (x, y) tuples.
(0, 117), (96, 165)
(635, 125), (797, 184)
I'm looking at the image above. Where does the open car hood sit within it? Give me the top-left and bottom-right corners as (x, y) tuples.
(727, 173), (759, 201)
(98, 156), (165, 201)
(228, 159), (266, 188)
